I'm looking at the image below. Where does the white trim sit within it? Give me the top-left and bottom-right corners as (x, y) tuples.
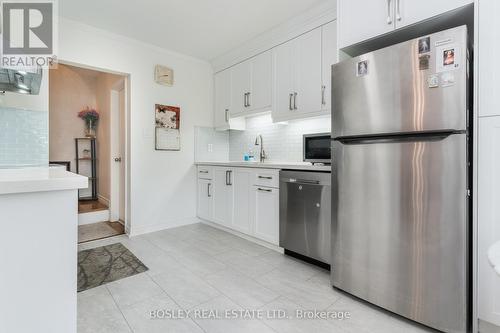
(200, 219), (283, 254)
(128, 217), (202, 237)
(78, 210), (110, 226)
(211, 2), (337, 72)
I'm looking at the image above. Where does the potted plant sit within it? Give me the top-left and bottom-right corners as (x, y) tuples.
(78, 107), (99, 138)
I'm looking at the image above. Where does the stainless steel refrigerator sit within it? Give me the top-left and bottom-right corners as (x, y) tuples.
(331, 26), (470, 333)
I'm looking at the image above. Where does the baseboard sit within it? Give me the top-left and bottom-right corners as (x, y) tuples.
(479, 320), (500, 333)
(78, 209), (110, 226)
(97, 194), (110, 207)
(200, 219), (283, 253)
(128, 216), (201, 237)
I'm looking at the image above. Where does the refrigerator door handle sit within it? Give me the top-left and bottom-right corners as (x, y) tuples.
(335, 130), (460, 145)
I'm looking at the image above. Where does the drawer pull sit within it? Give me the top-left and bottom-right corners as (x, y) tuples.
(257, 188), (272, 192)
(199, 170), (209, 174)
(258, 176), (273, 180)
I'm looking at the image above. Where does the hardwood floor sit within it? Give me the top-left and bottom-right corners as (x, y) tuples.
(78, 200), (108, 214)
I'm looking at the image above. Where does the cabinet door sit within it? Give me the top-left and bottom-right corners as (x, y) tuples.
(248, 50), (272, 112)
(322, 21), (338, 112)
(231, 169), (253, 235)
(478, 117), (500, 326)
(252, 186), (279, 245)
(396, 0), (472, 29)
(230, 61), (251, 116)
(294, 28), (323, 115)
(197, 179), (212, 221)
(214, 70), (231, 129)
(212, 167), (233, 228)
(272, 40), (295, 120)
(338, 0), (395, 49)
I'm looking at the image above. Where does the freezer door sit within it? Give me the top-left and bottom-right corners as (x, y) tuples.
(331, 133), (468, 333)
(332, 26), (468, 138)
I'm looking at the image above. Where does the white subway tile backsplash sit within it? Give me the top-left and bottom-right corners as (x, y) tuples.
(0, 107), (48, 168)
(229, 114), (331, 162)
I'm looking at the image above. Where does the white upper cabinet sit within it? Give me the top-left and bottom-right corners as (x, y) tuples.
(230, 50), (272, 116)
(396, 0), (473, 29)
(273, 27), (326, 122)
(338, 0), (394, 49)
(214, 70), (245, 131)
(321, 21), (338, 112)
(338, 0), (473, 49)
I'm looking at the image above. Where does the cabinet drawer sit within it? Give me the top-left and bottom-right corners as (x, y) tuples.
(254, 169), (279, 188)
(197, 166), (213, 179)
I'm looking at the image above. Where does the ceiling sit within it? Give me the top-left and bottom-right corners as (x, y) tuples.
(60, 0), (329, 61)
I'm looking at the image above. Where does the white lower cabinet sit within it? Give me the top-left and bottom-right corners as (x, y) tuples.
(251, 186), (279, 245)
(197, 178), (213, 221)
(197, 166), (280, 245)
(212, 167), (233, 228)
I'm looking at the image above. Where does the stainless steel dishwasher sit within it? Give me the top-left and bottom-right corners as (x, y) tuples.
(279, 170), (331, 265)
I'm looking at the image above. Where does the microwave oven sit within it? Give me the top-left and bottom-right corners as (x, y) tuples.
(303, 133), (331, 164)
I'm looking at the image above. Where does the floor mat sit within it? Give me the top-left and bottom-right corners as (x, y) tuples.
(78, 243), (148, 292)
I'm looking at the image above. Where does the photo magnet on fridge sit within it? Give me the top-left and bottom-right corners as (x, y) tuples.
(356, 60), (368, 77)
(418, 37), (431, 54)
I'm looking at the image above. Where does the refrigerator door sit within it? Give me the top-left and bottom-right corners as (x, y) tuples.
(331, 133), (468, 332)
(332, 26), (468, 138)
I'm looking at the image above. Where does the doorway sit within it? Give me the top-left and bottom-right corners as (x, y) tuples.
(48, 63), (129, 243)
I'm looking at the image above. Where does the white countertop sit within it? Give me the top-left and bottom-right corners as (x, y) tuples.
(195, 161), (331, 172)
(0, 166), (88, 195)
(488, 241), (500, 276)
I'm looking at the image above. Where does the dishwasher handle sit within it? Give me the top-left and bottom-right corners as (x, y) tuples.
(284, 178), (321, 185)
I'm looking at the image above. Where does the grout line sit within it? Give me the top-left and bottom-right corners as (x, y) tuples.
(104, 285), (135, 333)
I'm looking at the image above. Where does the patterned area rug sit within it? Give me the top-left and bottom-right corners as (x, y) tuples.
(78, 243), (148, 292)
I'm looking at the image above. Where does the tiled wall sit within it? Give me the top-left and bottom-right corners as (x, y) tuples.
(194, 127), (229, 161)
(229, 114), (331, 162)
(0, 107), (48, 168)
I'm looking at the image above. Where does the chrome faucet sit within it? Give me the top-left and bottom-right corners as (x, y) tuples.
(254, 134), (267, 163)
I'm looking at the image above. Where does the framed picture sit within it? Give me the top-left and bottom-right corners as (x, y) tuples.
(155, 104), (181, 151)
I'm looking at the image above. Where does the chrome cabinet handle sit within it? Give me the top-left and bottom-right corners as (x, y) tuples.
(207, 183), (212, 197)
(225, 109), (229, 122)
(247, 92), (251, 107)
(289, 93), (293, 110)
(386, 0), (393, 25)
(225, 170), (232, 186)
(321, 86), (326, 105)
(228, 170), (232, 185)
(396, 0), (401, 21)
(293, 92), (298, 110)
(199, 170), (209, 174)
(257, 188), (272, 192)
(244, 93), (247, 107)
(258, 176), (272, 180)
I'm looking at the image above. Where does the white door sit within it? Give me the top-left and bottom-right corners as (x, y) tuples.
(230, 61), (251, 116)
(478, 117), (500, 326)
(322, 21), (338, 112)
(294, 27), (323, 115)
(212, 167), (233, 228)
(214, 70), (231, 129)
(110, 84), (126, 224)
(252, 186), (279, 245)
(248, 50), (272, 113)
(272, 40), (295, 120)
(396, 0), (472, 29)
(337, 0), (395, 49)
(197, 178), (212, 221)
(231, 169), (253, 235)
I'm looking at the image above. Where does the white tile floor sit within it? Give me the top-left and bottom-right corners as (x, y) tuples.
(77, 222), (436, 333)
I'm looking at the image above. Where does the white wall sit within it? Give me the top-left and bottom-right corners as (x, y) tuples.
(58, 18), (214, 235)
